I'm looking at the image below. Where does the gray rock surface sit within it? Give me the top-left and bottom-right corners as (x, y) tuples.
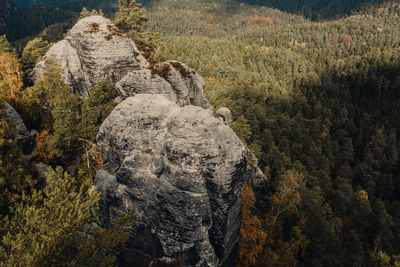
(115, 61), (209, 109)
(215, 107), (232, 125)
(35, 14), (270, 267)
(1, 101), (30, 147)
(31, 16), (148, 98)
(95, 95), (248, 266)
(115, 68), (177, 101)
(31, 16), (209, 109)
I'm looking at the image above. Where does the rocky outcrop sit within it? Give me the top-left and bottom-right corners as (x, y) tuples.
(32, 15), (270, 267)
(31, 16), (148, 98)
(31, 16), (209, 109)
(215, 107), (233, 125)
(116, 60), (209, 109)
(1, 101), (31, 148)
(96, 95), (247, 266)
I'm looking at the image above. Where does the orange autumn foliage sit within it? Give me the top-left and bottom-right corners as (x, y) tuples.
(237, 185), (267, 267)
(34, 129), (55, 163)
(243, 17), (278, 25)
(0, 52), (23, 105)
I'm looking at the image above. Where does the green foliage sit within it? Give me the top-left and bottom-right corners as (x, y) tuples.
(48, 84), (83, 158)
(21, 60), (66, 129)
(0, 103), (34, 216)
(377, 251), (400, 267)
(21, 37), (52, 75)
(22, 62), (117, 163)
(0, 35), (15, 54)
(145, 0), (400, 265)
(231, 115), (252, 143)
(79, 7), (105, 19)
(20, 60), (82, 159)
(80, 81), (117, 141)
(114, 0), (147, 36)
(79, 7), (91, 19)
(0, 167), (131, 266)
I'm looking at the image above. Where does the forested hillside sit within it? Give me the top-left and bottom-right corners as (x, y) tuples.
(0, 0), (400, 266)
(144, 0), (400, 265)
(238, 0), (394, 19)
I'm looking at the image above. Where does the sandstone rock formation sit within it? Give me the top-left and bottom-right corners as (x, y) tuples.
(32, 16), (147, 98)
(31, 16), (209, 109)
(96, 95), (247, 266)
(116, 60), (209, 108)
(215, 107), (233, 125)
(31, 15), (269, 267)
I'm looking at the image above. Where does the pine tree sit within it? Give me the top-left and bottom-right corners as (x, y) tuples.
(48, 85), (82, 158)
(21, 37), (51, 75)
(80, 81), (117, 141)
(114, 0), (147, 37)
(79, 7), (91, 19)
(0, 35), (15, 54)
(0, 103), (34, 216)
(0, 167), (131, 266)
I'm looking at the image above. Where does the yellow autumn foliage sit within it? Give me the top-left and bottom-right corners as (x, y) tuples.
(0, 52), (24, 105)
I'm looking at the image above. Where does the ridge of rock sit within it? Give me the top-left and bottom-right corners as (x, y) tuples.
(32, 16), (147, 98)
(30, 15), (270, 267)
(31, 16), (209, 109)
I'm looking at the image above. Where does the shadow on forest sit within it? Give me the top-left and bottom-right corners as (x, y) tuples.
(232, 0), (392, 20)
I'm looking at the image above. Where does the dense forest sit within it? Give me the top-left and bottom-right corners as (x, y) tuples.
(1, 0), (400, 266)
(144, 0), (400, 266)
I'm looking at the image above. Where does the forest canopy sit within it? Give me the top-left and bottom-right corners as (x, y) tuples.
(1, 0), (400, 266)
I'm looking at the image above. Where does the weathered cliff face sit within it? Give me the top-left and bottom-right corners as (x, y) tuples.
(31, 15), (269, 267)
(32, 16), (147, 98)
(116, 60), (209, 108)
(31, 16), (209, 108)
(96, 95), (247, 266)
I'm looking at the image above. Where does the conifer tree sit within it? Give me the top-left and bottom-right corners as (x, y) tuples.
(114, 0), (147, 36)
(0, 167), (130, 266)
(0, 103), (34, 216)
(0, 35), (15, 54)
(21, 37), (51, 75)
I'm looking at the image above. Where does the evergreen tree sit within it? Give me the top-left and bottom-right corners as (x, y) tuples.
(80, 81), (117, 141)
(0, 52), (23, 107)
(114, 0), (147, 36)
(21, 37), (51, 75)
(0, 102), (34, 216)
(0, 167), (130, 266)
(0, 35), (15, 54)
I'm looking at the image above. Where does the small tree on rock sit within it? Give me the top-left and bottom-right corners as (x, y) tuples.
(114, 0), (147, 37)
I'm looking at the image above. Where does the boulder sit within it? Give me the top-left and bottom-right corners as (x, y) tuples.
(32, 15), (271, 267)
(215, 107), (232, 125)
(95, 95), (247, 266)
